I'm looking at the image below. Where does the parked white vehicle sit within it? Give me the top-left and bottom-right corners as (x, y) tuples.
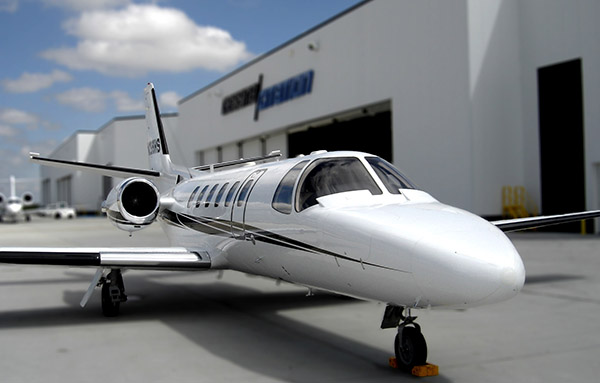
(40, 202), (76, 219)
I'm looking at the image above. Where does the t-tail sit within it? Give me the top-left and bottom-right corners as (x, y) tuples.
(30, 83), (191, 191)
(143, 83), (190, 190)
(144, 84), (173, 175)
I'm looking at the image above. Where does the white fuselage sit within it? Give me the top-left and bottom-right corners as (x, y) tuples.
(158, 151), (525, 309)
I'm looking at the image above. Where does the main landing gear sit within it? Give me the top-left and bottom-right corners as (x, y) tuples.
(381, 305), (428, 373)
(100, 269), (127, 317)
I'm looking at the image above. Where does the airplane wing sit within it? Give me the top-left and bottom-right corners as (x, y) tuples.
(491, 210), (600, 232)
(0, 247), (210, 271)
(29, 154), (160, 179)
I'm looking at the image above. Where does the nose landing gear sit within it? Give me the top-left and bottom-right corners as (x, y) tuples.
(381, 305), (428, 373)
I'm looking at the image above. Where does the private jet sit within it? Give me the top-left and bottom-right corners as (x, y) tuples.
(0, 176), (34, 222)
(1, 83), (599, 372)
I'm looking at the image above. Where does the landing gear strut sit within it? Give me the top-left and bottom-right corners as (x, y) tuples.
(381, 305), (428, 372)
(100, 269), (127, 317)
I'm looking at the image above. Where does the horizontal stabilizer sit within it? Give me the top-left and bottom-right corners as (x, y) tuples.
(30, 154), (160, 179)
(492, 210), (600, 232)
(0, 247), (211, 271)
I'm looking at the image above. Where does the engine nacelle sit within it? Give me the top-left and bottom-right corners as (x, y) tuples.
(22, 192), (34, 206)
(0, 193), (4, 205)
(103, 177), (160, 233)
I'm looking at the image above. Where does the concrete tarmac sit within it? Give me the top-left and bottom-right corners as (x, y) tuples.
(0, 216), (599, 382)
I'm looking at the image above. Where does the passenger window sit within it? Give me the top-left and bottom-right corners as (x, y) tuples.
(272, 160), (309, 214)
(195, 185), (209, 208)
(237, 180), (254, 207)
(296, 157), (382, 211)
(215, 183), (229, 207)
(224, 181), (240, 207)
(205, 184), (219, 207)
(187, 186), (200, 209)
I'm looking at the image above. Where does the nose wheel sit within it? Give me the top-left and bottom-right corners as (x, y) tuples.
(381, 305), (428, 372)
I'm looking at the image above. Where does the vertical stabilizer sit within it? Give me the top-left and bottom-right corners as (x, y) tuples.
(143, 83), (193, 190)
(144, 83), (173, 174)
(9, 176), (16, 198)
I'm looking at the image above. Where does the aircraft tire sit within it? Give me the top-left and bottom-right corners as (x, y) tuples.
(101, 283), (120, 317)
(394, 327), (427, 372)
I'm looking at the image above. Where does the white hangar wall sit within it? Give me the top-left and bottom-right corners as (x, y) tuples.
(176, 0), (600, 219)
(178, 0), (475, 212)
(517, 0), (600, 221)
(41, 114), (178, 212)
(41, 131), (99, 212)
(41, 0), (600, 225)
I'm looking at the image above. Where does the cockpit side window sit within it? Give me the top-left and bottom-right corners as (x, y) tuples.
(272, 160), (309, 214)
(366, 157), (417, 193)
(296, 157), (382, 211)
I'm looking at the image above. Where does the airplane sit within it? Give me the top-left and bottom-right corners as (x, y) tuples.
(0, 175), (34, 222)
(1, 83), (599, 373)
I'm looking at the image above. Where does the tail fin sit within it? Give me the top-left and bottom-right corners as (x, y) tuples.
(9, 176), (16, 198)
(144, 83), (173, 174)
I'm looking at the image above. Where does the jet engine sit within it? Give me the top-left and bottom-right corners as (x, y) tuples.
(0, 193), (4, 205)
(103, 177), (160, 233)
(22, 192), (34, 206)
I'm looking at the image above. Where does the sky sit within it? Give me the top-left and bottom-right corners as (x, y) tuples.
(0, 0), (363, 197)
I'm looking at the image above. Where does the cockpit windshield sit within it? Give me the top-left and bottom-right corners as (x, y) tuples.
(366, 156), (417, 193)
(296, 157), (382, 211)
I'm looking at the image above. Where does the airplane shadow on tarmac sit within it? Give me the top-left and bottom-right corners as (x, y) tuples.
(0, 271), (452, 383)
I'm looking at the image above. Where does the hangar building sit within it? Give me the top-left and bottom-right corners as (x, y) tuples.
(41, 0), (600, 231)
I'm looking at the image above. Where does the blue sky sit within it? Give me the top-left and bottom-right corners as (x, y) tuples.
(0, 0), (363, 196)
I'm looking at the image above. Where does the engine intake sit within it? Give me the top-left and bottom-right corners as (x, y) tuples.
(103, 177), (160, 232)
(22, 192), (34, 206)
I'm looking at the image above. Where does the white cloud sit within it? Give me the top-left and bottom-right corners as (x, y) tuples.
(0, 108), (38, 125)
(55, 87), (146, 113)
(41, 0), (131, 12)
(159, 91), (181, 109)
(0, 0), (18, 13)
(2, 70), (73, 93)
(41, 4), (253, 77)
(0, 124), (18, 137)
(110, 90), (144, 112)
(55, 87), (108, 112)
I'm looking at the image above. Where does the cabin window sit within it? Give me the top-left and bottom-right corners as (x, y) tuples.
(225, 181), (240, 207)
(205, 184), (219, 207)
(272, 160), (309, 214)
(195, 185), (209, 208)
(237, 180), (254, 207)
(215, 183), (229, 207)
(187, 186), (200, 209)
(366, 157), (417, 193)
(296, 157), (382, 211)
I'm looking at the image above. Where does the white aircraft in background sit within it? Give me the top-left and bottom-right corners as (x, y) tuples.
(1, 83), (599, 372)
(0, 176), (34, 222)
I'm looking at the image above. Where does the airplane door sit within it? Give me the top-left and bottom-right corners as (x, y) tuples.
(230, 169), (266, 238)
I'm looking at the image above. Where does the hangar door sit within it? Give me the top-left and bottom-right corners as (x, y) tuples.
(538, 58), (588, 232)
(288, 107), (392, 162)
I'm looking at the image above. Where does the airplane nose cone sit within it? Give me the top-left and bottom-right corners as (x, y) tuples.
(7, 204), (21, 215)
(411, 206), (525, 308)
